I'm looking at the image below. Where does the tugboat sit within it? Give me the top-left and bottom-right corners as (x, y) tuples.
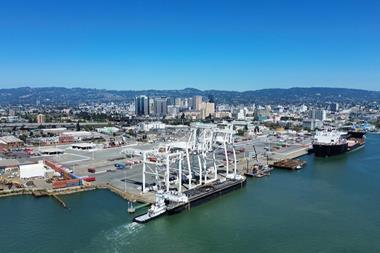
(133, 191), (167, 223)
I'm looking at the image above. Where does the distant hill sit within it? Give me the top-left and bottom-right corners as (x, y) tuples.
(0, 86), (379, 106)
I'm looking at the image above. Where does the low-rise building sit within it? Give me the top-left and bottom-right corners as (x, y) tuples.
(0, 136), (24, 149)
(59, 131), (96, 142)
(0, 159), (19, 172)
(41, 128), (67, 135)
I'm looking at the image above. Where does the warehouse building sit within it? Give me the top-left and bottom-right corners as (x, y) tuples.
(0, 136), (24, 149)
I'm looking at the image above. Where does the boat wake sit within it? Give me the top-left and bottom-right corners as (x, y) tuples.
(91, 222), (144, 253)
(105, 222), (143, 242)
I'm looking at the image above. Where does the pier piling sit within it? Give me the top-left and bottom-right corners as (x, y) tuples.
(51, 194), (68, 208)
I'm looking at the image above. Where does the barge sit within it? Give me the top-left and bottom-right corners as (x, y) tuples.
(273, 159), (306, 170)
(166, 177), (246, 214)
(133, 177), (246, 223)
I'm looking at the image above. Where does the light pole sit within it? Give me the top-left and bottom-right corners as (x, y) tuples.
(124, 166), (127, 193)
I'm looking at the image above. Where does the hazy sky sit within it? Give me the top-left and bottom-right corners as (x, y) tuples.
(0, 0), (379, 91)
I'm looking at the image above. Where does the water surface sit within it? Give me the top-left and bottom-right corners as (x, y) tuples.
(1, 135), (380, 253)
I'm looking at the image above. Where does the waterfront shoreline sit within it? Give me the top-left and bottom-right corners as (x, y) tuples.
(0, 183), (156, 204)
(0, 147), (310, 203)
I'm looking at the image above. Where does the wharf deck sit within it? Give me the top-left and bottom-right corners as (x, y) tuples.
(97, 183), (156, 204)
(32, 190), (48, 197)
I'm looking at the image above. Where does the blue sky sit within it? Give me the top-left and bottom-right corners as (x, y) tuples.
(0, 0), (379, 91)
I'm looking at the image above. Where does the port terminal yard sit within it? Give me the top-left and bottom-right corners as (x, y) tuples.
(0, 123), (312, 223)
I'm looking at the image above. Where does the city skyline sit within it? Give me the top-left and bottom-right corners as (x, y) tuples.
(1, 0), (379, 91)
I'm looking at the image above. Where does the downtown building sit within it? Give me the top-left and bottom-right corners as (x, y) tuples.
(154, 97), (168, 117)
(309, 109), (326, 121)
(303, 109), (326, 130)
(37, 114), (46, 124)
(192, 95), (202, 111)
(135, 95), (150, 116)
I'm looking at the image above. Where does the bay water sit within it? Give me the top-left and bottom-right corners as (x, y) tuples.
(1, 135), (380, 253)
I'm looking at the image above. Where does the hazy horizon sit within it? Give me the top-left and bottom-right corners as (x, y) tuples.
(0, 85), (379, 92)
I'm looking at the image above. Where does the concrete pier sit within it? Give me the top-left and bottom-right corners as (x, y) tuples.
(96, 184), (156, 204)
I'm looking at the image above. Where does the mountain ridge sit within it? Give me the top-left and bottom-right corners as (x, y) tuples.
(0, 86), (379, 105)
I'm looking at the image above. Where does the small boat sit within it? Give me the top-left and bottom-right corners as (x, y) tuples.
(262, 165), (274, 173)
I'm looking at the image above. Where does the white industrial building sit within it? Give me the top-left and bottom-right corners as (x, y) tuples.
(19, 161), (54, 179)
(137, 122), (166, 132)
(96, 127), (120, 134)
(60, 131), (94, 141)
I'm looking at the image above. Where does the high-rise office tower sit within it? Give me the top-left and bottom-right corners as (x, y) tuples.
(154, 97), (168, 117)
(192, 95), (202, 111)
(135, 95), (150, 116)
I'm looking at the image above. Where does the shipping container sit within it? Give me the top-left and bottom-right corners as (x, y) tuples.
(52, 179), (81, 189)
(44, 160), (74, 179)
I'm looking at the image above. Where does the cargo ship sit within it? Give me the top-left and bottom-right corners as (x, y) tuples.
(346, 129), (366, 152)
(133, 177), (246, 223)
(312, 129), (365, 157)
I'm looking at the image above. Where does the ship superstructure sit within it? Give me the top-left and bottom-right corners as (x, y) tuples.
(313, 130), (348, 157)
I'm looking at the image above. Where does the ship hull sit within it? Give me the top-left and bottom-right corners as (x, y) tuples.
(347, 140), (365, 152)
(133, 209), (166, 223)
(313, 143), (348, 157)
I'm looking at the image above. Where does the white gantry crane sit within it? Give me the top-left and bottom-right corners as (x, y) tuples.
(122, 122), (241, 201)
